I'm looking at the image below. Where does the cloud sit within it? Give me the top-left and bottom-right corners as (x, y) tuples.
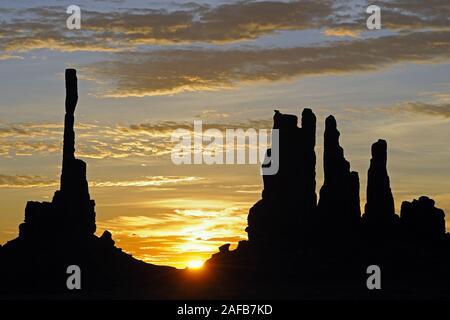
(380, 0), (450, 30)
(0, 118), (274, 160)
(0, 54), (23, 60)
(83, 30), (450, 97)
(0, 175), (57, 188)
(0, 122), (67, 157)
(0, 1), (335, 52)
(91, 176), (203, 187)
(0, 174), (202, 189)
(0, 2), (448, 98)
(322, 28), (360, 38)
(194, 110), (231, 120)
(202, 236), (245, 242)
(0, 141), (60, 157)
(1, 1), (448, 54)
(122, 119), (273, 133)
(325, 0), (450, 35)
(431, 93), (450, 103)
(0, 121), (167, 159)
(398, 102), (450, 118)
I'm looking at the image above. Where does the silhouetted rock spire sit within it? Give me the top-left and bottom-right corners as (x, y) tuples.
(61, 69), (79, 191)
(246, 108), (316, 246)
(57, 69), (96, 236)
(16, 69), (96, 240)
(317, 115), (360, 230)
(363, 139), (396, 226)
(301, 108), (317, 220)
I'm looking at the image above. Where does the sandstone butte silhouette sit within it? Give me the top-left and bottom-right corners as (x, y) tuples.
(0, 69), (449, 299)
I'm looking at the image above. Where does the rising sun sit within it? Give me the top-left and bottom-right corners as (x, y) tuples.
(187, 260), (204, 269)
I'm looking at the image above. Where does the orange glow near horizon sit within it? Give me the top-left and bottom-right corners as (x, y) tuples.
(93, 197), (251, 269)
(187, 260), (204, 269)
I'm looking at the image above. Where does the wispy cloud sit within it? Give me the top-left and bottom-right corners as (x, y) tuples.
(380, 0), (450, 30)
(122, 119), (273, 134)
(398, 102), (450, 118)
(91, 176), (203, 187)
(83, 30), (450, 97)
(1, 2), (448, 98)
(0, 54), (23, 60)
(1, 1), (448, 52)
(322, 28), (360, 38)
(0, 1), (335, 51)
(0, 174), (57, 188)
(0, 119), (273, 159)
(0, 174), (202, 189)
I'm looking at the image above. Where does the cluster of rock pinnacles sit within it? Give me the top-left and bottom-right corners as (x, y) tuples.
(217, 108), (445, 257)
(0, 69), (447, 297)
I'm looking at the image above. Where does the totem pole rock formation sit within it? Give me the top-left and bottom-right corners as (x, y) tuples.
(363, 139), (397, 228)
(246, 109), (316, 246)
(317, 115), (360, 232)
(60, 69), (96, 236)
(18, 69), (96, 241)
(0, 69), (176, 295)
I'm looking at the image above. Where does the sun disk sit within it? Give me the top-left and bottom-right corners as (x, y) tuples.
(187, 260), (204, 269)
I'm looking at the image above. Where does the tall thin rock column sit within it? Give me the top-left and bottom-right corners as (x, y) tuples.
(54, 69), (96, 236)
(301, 108), (317, 219)
(364, 139), (395, 223)
(61, 69), (78, 192)
(317, 116), (360, 230)
(16, 69), (96, 241)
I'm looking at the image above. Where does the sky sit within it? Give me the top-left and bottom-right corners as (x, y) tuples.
(0, 0), (449, 268)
